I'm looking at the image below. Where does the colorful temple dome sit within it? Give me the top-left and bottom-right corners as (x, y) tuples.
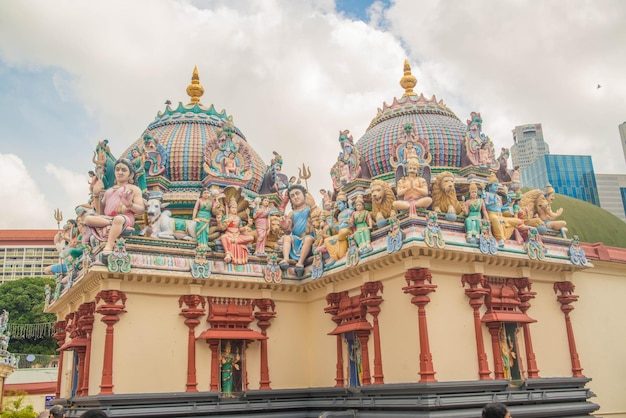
(356, 60), (467, 178)
(122, 67), (268, 194)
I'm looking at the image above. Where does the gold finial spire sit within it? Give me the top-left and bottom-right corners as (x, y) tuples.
(400, 59), (417, 97)
(186, 66), (205, 104)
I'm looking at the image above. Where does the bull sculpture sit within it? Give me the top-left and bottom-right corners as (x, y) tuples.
(143, 199), (197, 241)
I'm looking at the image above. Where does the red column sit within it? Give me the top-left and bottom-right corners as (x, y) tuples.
(361, 282), (384, 384)
(356, 331), (372, 385)
(461, 274), (492, 380)
(515, 278), (540, 378)
(487, 322), (505, 379)
(52, 320), (67, 398)
(254, 299), (276, 390)
(179, 295), (206, 392)
(403, 268), (437, 382)
(208, 340), (220, 391)
(78, 302), (95, 396)
(95, 290), (127, 395)
(554, 281), (585, 377)
(75, 348), (86, 396)
(324, 293), (345, 387)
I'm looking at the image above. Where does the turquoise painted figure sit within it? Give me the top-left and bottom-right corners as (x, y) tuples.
(220, 341), (240, 397)
(279, 184), (316, 274)
(192, 188), (216, 249)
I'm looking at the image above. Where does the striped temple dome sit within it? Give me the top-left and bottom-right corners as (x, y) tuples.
(356, 61), (467, 177)
(122, 67), (267, 193)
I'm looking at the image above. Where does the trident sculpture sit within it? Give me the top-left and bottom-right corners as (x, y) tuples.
(298, 163), (311, 190)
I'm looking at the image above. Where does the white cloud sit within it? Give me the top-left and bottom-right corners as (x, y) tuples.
(0, 0), (624, 230)
(0, 154), (53, 229)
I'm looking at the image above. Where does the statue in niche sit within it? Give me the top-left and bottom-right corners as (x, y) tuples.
(463, 182), (486, 244)
(203, 117), (252, 182)
(464, 112), (499, 170)
(350, 195), (373, 255)
(142, 133), (168, 177)
(220, 340), (241, 397)
(330, 130), (361, 190)
(390, 122), (432, 170)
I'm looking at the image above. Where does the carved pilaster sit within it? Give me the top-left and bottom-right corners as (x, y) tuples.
(361, 281), (384, 384)
(254, 298), (276, 390)
(324, 292), (345, 387)
(53, 320), (67, 398)
(461, 273), (492, 380)
(95, 290), (127, 395)
(76, 302), (95, 396)
(554, 281), (584, 377)
(403, 268), (437, 382)
(514, 278), (539, 379)
(179, 295), (206, 392)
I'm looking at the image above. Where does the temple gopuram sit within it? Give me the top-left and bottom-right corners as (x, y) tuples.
(44, 63), (626, 417)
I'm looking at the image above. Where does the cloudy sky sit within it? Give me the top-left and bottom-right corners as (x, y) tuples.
(1, 0), (624, 229)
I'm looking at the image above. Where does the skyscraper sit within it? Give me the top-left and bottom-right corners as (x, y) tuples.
(595, 174), (626, 222)
(618, 122), (626, 161)
(511, 124), (550, 171)
(521, 154), (600, 206)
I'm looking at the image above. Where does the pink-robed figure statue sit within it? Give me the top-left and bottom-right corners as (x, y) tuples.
(83, 159), (145, 254)
(252, 197), (272, 256)
(219, 198), (254, 264)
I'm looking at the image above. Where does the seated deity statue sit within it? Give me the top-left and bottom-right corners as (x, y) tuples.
(392, 157), (432, 217)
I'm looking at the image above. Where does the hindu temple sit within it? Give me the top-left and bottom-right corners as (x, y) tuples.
(43, 62), (626, 417)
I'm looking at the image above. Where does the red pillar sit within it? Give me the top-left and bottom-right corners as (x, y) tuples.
(356, 331), (372, 385)
(515, 278), (540, 379)
(95, 290), (127, 395)
(179, 295), (206, 392)
(324, 293), (345, 387)
(52, 320), (67, 398)
(487, 322), (505, 379)
(75, 348), (86, 396)
(403, 268), (437, 382)
(461, 274), (492, 380)
(77, 302), (95, 396)
(208, 340), (220, 391)
(361, 282), (384, 384)
(254, 299), (276, 390)
(554, 282), (585, 377)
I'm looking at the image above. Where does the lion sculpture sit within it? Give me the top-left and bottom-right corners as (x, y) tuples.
(517, 189), (548, 228)
(431, 171), (463, 215)
(370, 180), (396, 224)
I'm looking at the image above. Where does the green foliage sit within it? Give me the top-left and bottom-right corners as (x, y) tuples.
(1, 392), (37, 418)
(0, 277), (57, 354)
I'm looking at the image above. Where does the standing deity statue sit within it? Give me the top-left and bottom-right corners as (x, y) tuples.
(279, 184), (317, 277)
(483, 173), (522, 247)
(330, 130), (362, 190)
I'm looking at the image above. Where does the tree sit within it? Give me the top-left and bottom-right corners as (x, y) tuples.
(1, 391), (37, 418)
(0, 277), (56, 355)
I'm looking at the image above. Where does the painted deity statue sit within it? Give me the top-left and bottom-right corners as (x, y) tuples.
(539, 184), (568, 237)
(330, 130), (361, 189)
(463, 182), (486, 244)
(192, 188), (218, 249)
(323, 192), (354, 266)
(220, 341), (240, 398)
(219, 198), (254, 264)
(92, 139), (116, 189)
(392, 157), (432, 217)
(464, 112), (499, 170)
(83, 159), (145, 255)
(252, 196), (272, 256)
(203, 117), (253, 183)
(130, 147), (147, 194)
(279, 184), (317, 276)
(88, 170), (105, 214)
(142, 133), (168, 176)
(390, 123), (432, 169)
(350, 195), (373, 254)
(483, 173), (522, 247)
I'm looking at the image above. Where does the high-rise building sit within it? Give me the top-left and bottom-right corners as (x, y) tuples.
(619, 122), (626, 161)
(0, 230), (57, 282)
(595, 174), (626, 222)
(521, 154), (600, 205)
(511, 123), (550, 171)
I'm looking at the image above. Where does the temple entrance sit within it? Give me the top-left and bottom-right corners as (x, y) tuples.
(500, 322), (521, 381)
(219, 339), (244, 397)
(345, 332), (362, 387)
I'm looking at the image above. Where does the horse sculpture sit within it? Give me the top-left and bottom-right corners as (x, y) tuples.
(143, 199), (197, 241)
